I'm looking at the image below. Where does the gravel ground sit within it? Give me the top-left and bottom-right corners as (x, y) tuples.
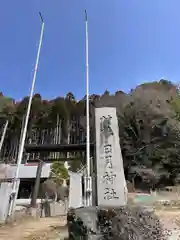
(156, 211), (180, 240)
(1, 210), (180, 239)
(0, 216), (67, 240)
(26, 226), (68, 240)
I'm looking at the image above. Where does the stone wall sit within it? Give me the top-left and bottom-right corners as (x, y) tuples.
(40, 201), (68, 217)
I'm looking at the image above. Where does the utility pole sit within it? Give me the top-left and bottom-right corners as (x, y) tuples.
(8, 12), (45, 217)
(30, 160), (43, 208)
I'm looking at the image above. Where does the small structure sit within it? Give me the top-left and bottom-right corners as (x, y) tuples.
(68, 171), (83, 208)
(0, 164), (15, 223)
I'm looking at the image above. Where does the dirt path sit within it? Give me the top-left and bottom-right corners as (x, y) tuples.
(0, 217), (68, 240)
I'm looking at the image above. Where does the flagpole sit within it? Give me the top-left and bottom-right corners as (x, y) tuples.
(8, 12), (45, 217)
(85, 10), (92, 207)
(0, 120), (8, 155)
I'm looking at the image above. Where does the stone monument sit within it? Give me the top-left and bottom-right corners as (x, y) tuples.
(67, 107), (165, 240)
(95, 107), (127, 207)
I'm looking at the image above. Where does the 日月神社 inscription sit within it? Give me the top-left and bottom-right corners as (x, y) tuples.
(95, 107), (127, 207)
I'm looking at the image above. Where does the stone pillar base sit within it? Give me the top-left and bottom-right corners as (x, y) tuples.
(28, 207), (40, 218)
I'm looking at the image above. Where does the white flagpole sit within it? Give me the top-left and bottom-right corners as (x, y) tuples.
(8, 12), (45, 217)
(85, 10), (92, 206)
(0, 120), (8, 155)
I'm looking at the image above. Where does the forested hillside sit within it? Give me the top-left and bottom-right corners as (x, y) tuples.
(0, 79), (180, 187)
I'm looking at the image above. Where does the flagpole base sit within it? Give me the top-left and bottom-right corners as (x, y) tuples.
(84, 176), (92, 207)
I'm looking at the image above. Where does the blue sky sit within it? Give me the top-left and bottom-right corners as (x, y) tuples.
(0, 0), (180, 100)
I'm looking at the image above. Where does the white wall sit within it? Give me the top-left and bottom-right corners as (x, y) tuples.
(0, 163), (51, 179)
